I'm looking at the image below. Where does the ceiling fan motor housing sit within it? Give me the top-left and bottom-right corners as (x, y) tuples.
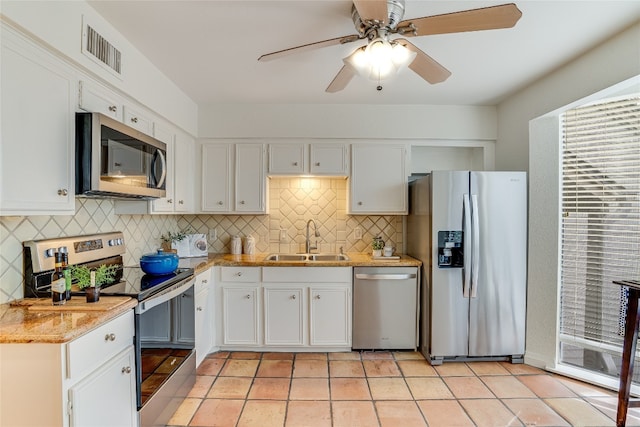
(351, 0), (406, 37)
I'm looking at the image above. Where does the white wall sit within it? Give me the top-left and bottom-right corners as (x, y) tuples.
(198, 104), (497, 141)
(496, 22), (640, 369)
(0, 0), (198, 135)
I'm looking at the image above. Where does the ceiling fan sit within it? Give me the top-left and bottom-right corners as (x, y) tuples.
(258, 0), (522, 92)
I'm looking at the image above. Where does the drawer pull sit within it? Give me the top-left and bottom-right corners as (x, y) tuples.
(315, 295), (321, 300)
(121, 366), (132, 374)
(57, 188), (68, 196)
(245, 294), (251, 299)
(217, 201), (224, 205)
(105, 333), (116, 342)
(315, 162), (320, 166)
(236, 272), (243, 277)
(202, 279), (208, 284)
(197, 306), (203, 311)
(108, 105), (117, 112)
(291, 294), (296, 300)
(131, 117), (138, 123)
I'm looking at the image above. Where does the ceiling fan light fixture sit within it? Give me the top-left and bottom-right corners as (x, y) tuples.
(344, 37), (415, 81)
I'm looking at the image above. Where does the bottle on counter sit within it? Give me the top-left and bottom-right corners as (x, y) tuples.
(51, 251), (66, 306)
(59, 246), (71, 300)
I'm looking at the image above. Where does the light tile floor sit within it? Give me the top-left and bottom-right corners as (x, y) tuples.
(167, 351), (640, 427)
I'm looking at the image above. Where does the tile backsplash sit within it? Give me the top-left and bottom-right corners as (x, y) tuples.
(0, 178), (403, 303)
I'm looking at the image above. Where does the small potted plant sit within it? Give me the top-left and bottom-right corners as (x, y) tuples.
(70, 264), (120, 302)
(160, 228), (193, 252)
(372, 236), (385, 257)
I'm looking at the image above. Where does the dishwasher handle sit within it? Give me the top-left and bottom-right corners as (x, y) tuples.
(355, 273), (417, 280)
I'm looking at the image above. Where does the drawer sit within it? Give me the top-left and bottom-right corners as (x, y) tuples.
(221, 266), (261, 282)
(195, 269), (212, 293)
(67, 310), (134, 380)
(263, 267), (351, 283)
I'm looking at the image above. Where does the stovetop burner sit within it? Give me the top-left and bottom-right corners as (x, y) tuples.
(100, 266), (194, 301)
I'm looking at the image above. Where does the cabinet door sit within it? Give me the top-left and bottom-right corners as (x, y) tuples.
(222, 287), (260, 345)
(78, 80), (123, 121)
(123, 105), (153, 136)
(69, 346), (136, 427)
(350, 144), (408, 214)
(202, 143), (232, 212)
(310, 144), (348, 175)
(264, 287), (304, 346)
(269, 144), (306, 174)
(235, 144), (265, 212)
(309, 286), (351, 346)
(195, 270), (213, 366)
(174, 131), (194, 212)
(1, 30), (75, 215)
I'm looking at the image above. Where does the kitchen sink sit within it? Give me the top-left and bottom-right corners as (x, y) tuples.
(263, 253), (350, 262)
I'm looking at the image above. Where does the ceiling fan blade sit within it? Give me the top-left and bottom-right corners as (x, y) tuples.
(326, 65), (357, 93)
(353, 0), (389, 24)
(396, 39), (451, 84)
(258, 35), (360, 62)
(397, 3), (522, 37)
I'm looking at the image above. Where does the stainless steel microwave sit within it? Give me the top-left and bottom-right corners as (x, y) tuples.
(76, 112), (167, 199)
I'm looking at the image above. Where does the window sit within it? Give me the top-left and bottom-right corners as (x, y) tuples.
(559, 95), (640, 379)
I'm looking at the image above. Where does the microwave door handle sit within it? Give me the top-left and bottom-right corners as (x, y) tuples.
(153, 149), (167, 189)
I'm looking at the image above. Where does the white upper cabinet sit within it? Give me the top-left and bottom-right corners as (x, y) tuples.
(201, 142), (266, 214)
(268, 143), (348, 176)
(1, 24), (76, 216)
(349, 143), (408, 215)
(78, 79), (124, 121)
(310, 144), (349, 175)
(151, 126), (194, 213)
(268, 144), (307, 175)
(122, 105), (152, 136)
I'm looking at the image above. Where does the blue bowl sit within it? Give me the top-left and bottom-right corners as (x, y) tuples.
(140, 250), (179, 275)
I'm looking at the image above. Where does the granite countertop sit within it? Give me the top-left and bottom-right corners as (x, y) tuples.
(179, 252), (422, 274)
(0, 296), (137, 344)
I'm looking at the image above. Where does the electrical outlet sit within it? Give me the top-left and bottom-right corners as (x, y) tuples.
(354, 227), (362, 239)
(209, 228), (217, 241)
(280, 229), (287, 242)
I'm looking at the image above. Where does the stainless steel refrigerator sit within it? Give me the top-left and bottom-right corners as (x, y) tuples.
(407, 171), (527, 365)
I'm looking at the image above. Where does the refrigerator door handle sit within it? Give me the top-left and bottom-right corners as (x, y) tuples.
(471, 194), (480, 298)
(463, 194), (472, 298)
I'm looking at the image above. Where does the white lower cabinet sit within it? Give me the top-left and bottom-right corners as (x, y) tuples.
(0, 310), (136, 427)
(68, 346), (136, 427)
(195, 268), (213, 366)
(310, 286), (352, 346)
(264, 286), (305, 346)
(218, 266), (352, 351)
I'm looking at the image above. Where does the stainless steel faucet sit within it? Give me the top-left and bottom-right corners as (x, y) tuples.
(305, 219), (320, 253)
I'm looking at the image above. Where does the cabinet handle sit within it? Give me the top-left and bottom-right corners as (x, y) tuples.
(57, 189), (68, 196)
(293, 162), (298, 166)
(239, 200), (245, 205)
(291, 294), (296, 300)
(217, 201), (224, 205)
(315, 162), (320, 166)
(236, 272), (243, 277)
(108, 105), (117, 112)
(202, 279), (208, 284)
(358, 201), (363, 206)
(315, 295), (321, 300)
(197, 306), (203, 311)
(167, 199), (173, 203)
(245, 294), (251, 299)
(121, 366), (132, 374)
(179, 200), (184, 204)
(131, 117), (138, 123)
(105, 333), (116, 341)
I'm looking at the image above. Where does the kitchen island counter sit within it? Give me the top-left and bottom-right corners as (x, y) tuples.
(179, 252), (421, 274)
(0, 296), (137, 343)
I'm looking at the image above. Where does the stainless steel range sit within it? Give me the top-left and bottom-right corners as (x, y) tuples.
(23, 231), (196, 427)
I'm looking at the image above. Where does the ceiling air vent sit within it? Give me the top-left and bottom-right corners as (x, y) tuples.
(83, 22), (122, 76)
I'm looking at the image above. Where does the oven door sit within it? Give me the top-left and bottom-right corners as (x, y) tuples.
(135, 275), (196, 427)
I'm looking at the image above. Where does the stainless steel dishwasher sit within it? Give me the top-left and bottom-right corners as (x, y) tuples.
(353, 266), (419, 350)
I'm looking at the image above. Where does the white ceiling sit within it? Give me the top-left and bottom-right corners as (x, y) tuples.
(88, 0), (640, 107)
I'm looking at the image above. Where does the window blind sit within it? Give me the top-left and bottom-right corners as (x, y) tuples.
(560, 95), (640, 373)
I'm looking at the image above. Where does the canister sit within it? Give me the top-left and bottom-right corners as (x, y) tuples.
(231, 235), (242, 255)
(244, 234), (256, 255)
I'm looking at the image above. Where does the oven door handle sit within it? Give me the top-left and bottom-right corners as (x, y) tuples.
(136, 276), (195, 314)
